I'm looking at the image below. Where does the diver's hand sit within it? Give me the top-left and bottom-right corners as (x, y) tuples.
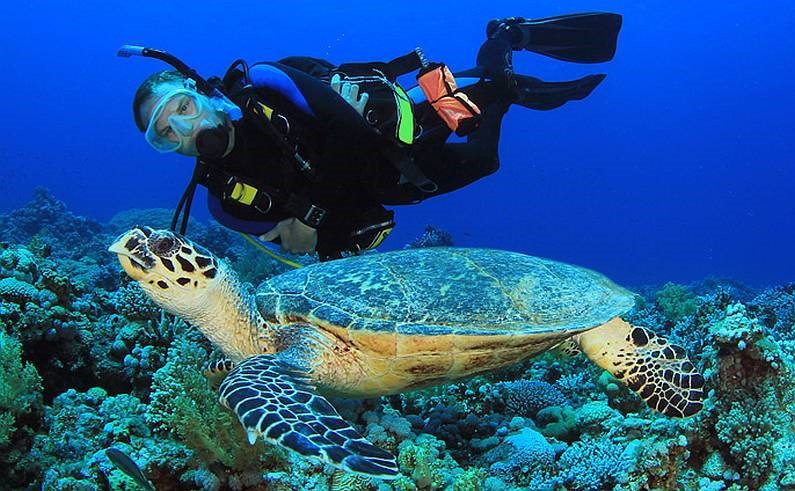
(259, 218), (318, 255)
(330, 73), (369, 116)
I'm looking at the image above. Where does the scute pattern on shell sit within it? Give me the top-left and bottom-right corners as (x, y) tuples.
(256, 248), (635, 335)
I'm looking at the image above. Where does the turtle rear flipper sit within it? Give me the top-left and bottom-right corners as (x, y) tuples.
(576, 318), (705, 418)
(219, 354), (399, 479)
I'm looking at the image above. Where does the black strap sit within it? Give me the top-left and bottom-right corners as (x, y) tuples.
(197, 159), (329, 228)
(383, 51), (424, 80)
(283, 194), (328, 227)
(170, 162), (206, 235)
(379, 144), (438, 194)
(226, 62), (318, 183)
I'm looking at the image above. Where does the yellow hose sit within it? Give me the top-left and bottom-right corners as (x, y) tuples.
(238, 233), (304, 269)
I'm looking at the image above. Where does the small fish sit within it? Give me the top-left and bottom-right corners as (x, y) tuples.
(105, 447), (155, 491)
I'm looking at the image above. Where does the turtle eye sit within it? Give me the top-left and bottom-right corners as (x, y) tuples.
(150, 236), (177, 256)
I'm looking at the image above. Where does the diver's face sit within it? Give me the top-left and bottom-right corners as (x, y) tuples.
(142, 82), (229, 156)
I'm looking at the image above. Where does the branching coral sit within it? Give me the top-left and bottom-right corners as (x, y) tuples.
(687, 302), (795, 490)
(0, 329), (43, 484)
(147, 337), (286, 473)
(396, 433), (463, 489)
(0, 329), (41, 447)
(557, 436), (633, 491)
(111, 282), (161, 321)
(405, 225), (455, 249)
(497, 379), (568, 418)
(655, 282), (698, 323)
(486, 427), (556, 488)
(25, 387), (194, 490)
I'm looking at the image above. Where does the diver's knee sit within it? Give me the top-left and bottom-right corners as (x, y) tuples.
(481, 156), (500, 176)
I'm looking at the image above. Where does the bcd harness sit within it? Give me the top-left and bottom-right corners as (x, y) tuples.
(172, 49), (482, 254)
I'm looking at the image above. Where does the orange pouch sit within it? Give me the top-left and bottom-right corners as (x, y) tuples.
(417, 63), (481, 136)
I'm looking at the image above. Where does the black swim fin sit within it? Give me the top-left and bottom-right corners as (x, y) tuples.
(489, 13), (623, 64)
(512, 73), (606, 110)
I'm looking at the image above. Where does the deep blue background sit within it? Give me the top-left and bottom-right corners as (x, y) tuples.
(1, 1), (793, 286)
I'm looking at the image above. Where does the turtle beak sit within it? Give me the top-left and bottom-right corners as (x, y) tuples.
(109, 227), (156, 281)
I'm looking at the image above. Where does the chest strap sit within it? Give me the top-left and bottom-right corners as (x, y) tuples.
(209, 165), (328, 227)
(172, 160), (328, 235)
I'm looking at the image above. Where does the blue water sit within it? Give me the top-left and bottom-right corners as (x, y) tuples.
(1, 0), (793, 286)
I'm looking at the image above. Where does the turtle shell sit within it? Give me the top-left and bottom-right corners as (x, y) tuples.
(255, 248), (634, 336)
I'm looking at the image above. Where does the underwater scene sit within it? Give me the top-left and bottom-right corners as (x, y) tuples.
(1, 1), (794, 490)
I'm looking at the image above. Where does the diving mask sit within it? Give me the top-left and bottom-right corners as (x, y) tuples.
(144, 84), (229, 155)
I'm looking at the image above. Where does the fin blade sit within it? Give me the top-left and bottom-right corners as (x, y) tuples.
(513, 74), (606, 111)
(521, 12), (623, 63)
(219, 354), (399, 479)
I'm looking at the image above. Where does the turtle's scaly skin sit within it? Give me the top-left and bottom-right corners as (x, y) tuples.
(256, 248), (635, 397)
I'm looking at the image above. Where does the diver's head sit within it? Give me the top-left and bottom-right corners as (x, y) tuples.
(133, 70), (233, 158)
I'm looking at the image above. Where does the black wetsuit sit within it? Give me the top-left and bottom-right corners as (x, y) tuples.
(201, 35), (515, 258)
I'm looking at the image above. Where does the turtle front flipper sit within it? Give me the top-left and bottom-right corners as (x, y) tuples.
(219, 354), (399, 479)
(575, 317), (705, 418)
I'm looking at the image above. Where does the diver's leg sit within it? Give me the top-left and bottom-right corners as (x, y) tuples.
(450, 69), (607, 112)
(475, 24), (518, 84)
(379, 99), (509, 205)
(414, 101), (510, 197)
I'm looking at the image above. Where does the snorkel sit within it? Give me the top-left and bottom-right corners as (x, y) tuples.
(118, 45), (243, 158)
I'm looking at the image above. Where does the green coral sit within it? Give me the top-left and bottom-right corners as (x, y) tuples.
(536, 405), (579, 442)
(147, 337), (286, 472)
(396, 433), (461, 490)
(655, 283), (698, 322)
(452, 467), (487, 491)
(37, 268), (72, 304)
(0, 329), (42, 446)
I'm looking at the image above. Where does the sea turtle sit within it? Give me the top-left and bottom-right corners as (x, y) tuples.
(109, 227), (705, 479)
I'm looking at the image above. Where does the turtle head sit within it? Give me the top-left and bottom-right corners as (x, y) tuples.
(109, 227), (222, 314)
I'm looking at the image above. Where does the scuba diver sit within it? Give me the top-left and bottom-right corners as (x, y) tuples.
(124, 13), (622, 260)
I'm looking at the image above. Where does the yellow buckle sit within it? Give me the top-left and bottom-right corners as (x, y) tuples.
(230, 182), (259, 206)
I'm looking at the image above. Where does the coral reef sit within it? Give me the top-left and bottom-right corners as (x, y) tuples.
(0, 188), (793, 490)
(497, 379), (568, 418)
(655, 282), (699, 323)
(406, 225), (454, 248)
(0, 329), (43, 484)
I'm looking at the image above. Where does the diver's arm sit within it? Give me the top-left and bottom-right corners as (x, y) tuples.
(257, 62), (378, 138)
(329, 74), (369, 115)
(259, 218), (317, 255)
